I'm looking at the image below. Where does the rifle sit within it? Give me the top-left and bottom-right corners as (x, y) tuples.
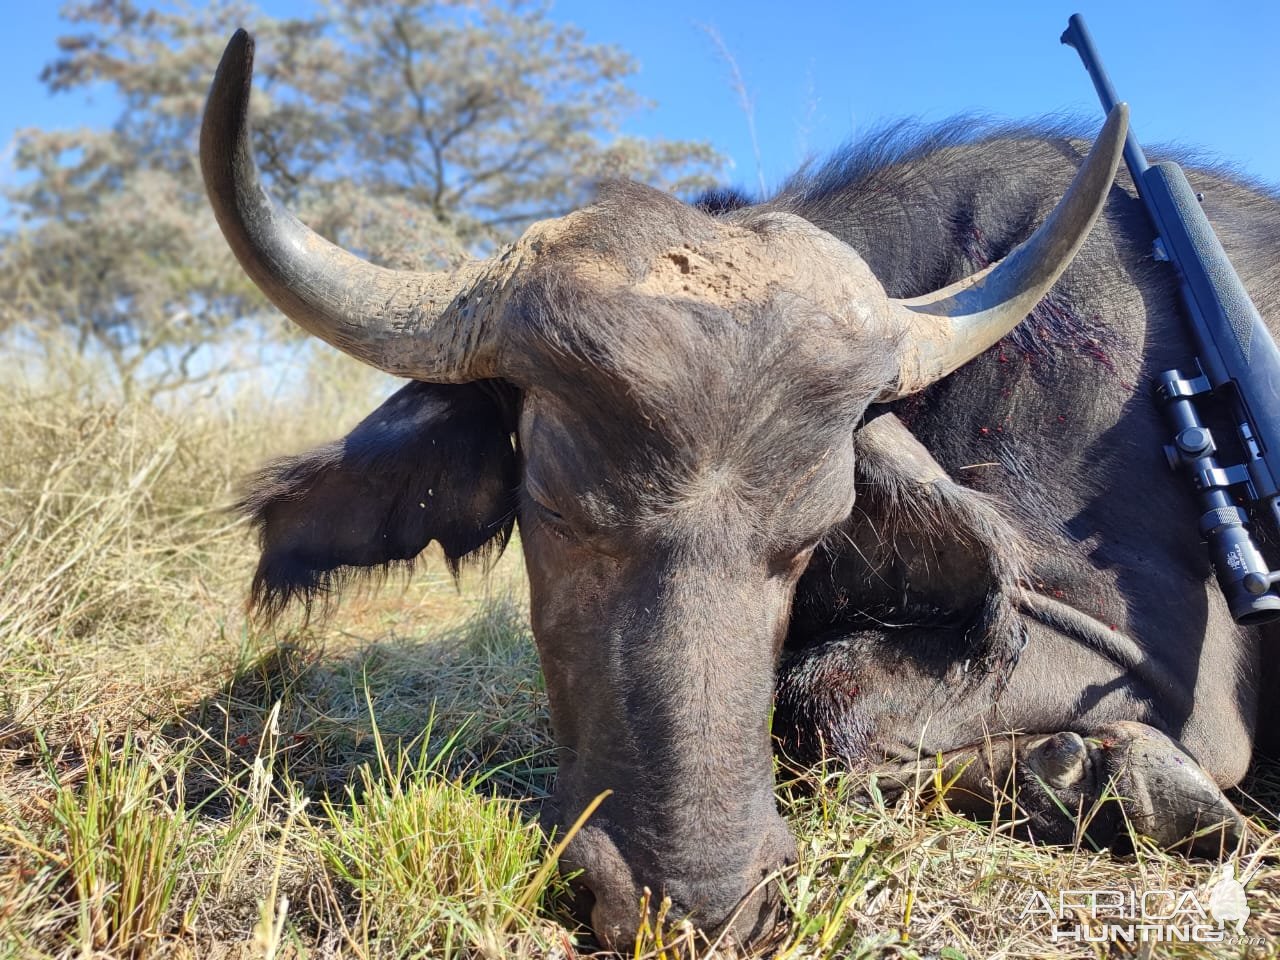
(1062, 13), (1280, 624)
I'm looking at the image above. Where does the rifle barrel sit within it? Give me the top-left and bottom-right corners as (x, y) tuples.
(1061, 13), (1150, 185)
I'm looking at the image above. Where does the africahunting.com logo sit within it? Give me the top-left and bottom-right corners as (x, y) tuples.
(1017, 863), (1265, 945)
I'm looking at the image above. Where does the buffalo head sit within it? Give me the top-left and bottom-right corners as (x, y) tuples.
(202, 30), (1125, 950)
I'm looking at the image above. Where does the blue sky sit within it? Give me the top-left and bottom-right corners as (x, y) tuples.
(2, 1), (1277, 196)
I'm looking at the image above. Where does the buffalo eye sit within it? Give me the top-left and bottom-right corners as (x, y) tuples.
(528, 496), (574, 540)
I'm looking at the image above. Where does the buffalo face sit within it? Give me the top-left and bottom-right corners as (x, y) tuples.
(509, 230), (884, 943)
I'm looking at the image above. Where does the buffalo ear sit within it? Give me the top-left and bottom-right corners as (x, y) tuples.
(238, 381), (518, 620)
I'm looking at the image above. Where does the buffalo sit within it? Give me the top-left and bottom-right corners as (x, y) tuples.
(201, 28), (1278, 951)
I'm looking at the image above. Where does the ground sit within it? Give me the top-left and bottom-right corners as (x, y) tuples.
(3, 364), (1279, 959)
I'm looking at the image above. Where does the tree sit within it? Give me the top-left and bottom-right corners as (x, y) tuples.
(1, 0), (721, 397)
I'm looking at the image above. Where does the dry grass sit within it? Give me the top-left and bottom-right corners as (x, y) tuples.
(3, 356), (1279, 959)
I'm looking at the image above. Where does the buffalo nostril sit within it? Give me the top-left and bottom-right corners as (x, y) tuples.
(590, 900), (630, 953)
(565, 878), (596, 929)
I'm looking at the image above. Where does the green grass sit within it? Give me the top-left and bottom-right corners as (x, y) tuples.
(2, 367), (1278, 959)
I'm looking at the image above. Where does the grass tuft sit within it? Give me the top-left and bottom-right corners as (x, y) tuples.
(314, 705), (565, 956)
(11, 729), (202, 955)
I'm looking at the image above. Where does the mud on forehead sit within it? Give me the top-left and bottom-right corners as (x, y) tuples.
(503, 185), (900, 426)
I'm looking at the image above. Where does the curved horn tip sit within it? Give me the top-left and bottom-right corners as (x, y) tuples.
(201, 30), (256, 164)
(209, 29), (254, 107)
(1100, 103), (1129, 176)
(1106, 101), (1129, 131)
(879, 100), (1129, 399)
(221, 28), (255, 78)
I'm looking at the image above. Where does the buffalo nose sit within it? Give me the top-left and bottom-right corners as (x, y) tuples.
(562, 817), (797, 951)
(588, 882), (787, 953)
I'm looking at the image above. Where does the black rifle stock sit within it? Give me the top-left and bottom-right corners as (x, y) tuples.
(1062, 13), (1280, 624)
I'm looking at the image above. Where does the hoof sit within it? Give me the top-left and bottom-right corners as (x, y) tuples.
(1092, 721), (1246, 855)
(1015, 722), (1245, 853)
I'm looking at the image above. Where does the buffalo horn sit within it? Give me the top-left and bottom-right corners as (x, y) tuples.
(880, 103), (1128, 398)
(200, 30), (504, 381)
